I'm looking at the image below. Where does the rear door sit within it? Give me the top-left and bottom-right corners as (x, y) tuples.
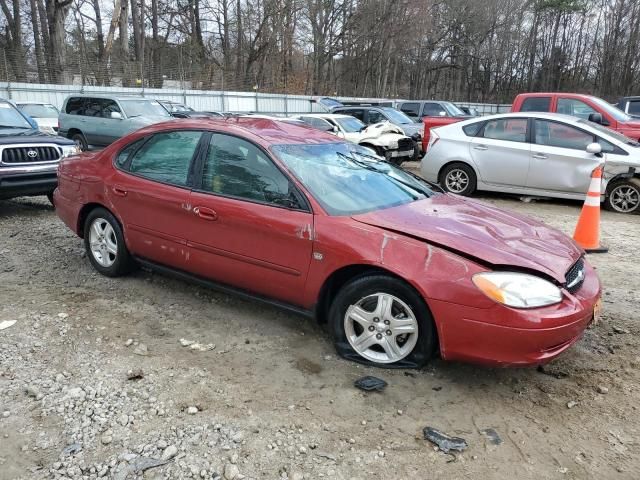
(469, 117), (531, 187)
(107, 130), (205, 268)
(186, 133), (314, 305)
(527, 119), (602, 194)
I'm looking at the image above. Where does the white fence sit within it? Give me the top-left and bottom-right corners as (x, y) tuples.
(0, 81), (511, 116)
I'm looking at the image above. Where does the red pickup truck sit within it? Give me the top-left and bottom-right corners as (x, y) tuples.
(421, 116), (467, 152)
(512, 92), (640, 141)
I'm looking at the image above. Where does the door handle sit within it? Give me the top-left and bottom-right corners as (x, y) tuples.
(112, 186), (127, 197)
(473, 145), (488, 151)
(532, 153), (548, 159)
(193, 206), (218, 221)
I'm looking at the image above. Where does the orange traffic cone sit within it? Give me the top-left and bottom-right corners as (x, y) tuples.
(573, 165), (608, 253)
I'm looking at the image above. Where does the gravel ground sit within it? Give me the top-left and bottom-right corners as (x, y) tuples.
(1, 181), (639, 480)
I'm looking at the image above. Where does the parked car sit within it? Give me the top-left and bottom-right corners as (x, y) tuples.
(293, 113), (415, 164)
(421, 112), (640, 213)
(316, 98), (424, 158)
(395, 100), (471, 151)
(58, 95), (172, 150)
(54, 117), (601, 368)
(616, 96), (640, 118)
(512, 92), (640, 142)
(158, 100), (225, 119)
(0, 98), (79, 202)
(15, 101), (60, 135)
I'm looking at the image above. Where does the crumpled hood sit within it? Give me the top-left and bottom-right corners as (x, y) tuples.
(351, 194), (582, 283)
(361, 121), (405, 138)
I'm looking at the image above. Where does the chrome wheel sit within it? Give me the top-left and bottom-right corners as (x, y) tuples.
(88, 218), (118, 267)
(609, 184), (640, 213)
(344, 293), (419, 364)
(445, 169), (469, 193)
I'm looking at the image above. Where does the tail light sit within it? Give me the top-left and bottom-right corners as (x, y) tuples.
(427, 131), (440, 151)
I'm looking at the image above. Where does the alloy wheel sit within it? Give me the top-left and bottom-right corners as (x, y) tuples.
(88, 218), (118, 267)
(445, 169), (469, 193)
(609, 184), (640, 213)
(343, 293), (419, 364)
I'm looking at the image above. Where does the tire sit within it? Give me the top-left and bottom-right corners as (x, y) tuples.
(83, 207), (135, 277)
(71, 132), (88, 151)
(440, 162), (477, 196)
(329, 275), (437, 369)
(604, 178), (640, 214)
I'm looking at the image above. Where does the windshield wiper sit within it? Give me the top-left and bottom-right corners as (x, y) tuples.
(335, 151), (431, 199)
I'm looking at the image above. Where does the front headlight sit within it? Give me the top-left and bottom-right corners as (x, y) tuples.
(388, 140), (399, 149)
(60, 144), (81, 158)
(472, 272), (562, 309)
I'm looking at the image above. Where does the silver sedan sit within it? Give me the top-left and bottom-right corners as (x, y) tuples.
(420, 112), (640, 213)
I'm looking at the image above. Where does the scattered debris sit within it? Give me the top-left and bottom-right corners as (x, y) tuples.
(113, 456), (172, 480)
(160, 445), (178, 461)
(180, 338), (215, 351)
(354, 376), (387, 392)
(567, 401), (578, 409)
(537, 364), (569, 379)
(480, 428), (503, 445)
(187, 406), (199, 415)
(62, 443), (82, 456)
(612, 326), (629, 334)
(432, 386), (443, 391)
(315, 452), (337, 462)
(126, 368), (144, 381)
(24, 384), (42, 400)
(0, 320), (17, 330)
(179, 338), (195, 347)
(423, 427), (468, 453)
(403, 371), (417, 378)
(57, 312), (69, 319)
(596, 385), (609, 394)
(133, 343), (148, 356)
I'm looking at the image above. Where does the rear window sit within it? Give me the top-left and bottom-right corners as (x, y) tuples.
(400, 103), (421, 117)
(462, 122), (484, 136)
(627, 100), (640, 116)
(65, 97), (86, 115)
(520, 97), (551, 112)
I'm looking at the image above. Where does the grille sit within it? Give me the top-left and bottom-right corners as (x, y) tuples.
(1, 146), (61, 164)
(565, 257), (585, 293)
(398, 138), (414, 151)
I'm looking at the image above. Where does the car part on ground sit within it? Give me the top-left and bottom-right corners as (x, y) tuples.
(421, 112), (640, 213)
(0, 98), (79, 202)
(54, 116), (601, 368)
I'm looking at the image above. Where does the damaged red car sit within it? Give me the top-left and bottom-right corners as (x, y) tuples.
(54, 117), (602, 368)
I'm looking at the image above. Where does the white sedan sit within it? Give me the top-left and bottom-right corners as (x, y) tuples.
(421, 112), (640, 213)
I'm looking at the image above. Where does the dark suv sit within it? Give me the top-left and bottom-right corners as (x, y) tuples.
(0, 98), (78, 202)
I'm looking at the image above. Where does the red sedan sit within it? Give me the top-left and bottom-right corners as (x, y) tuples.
(54, 117), (601, 368)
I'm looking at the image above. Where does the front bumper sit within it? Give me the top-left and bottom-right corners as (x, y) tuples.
(430, 262), (602, 366)
(0, 164), (58, 199)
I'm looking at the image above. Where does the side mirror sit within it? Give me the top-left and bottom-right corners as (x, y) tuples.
(588, 112), (604, 125)
(110, 111), (123, 120)
(586, 142), (602, 155)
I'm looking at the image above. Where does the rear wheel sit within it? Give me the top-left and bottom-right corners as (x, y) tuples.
(83, 208), (135, 276)
(440, 162), (477, 196)
(605, 178), (640, 214)
(329, 275), (437, 368)
(71, 132), (88, 151)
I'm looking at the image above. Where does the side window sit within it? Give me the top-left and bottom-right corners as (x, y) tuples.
(534, 120), (593, 150)
(128, 131), (202, 186)
(520, 97), (551, 112)
(102, 99), (122, 118)
(367, 110), (385, 123)
(65, 97), (86, 115)
(400, 103), (421, 118)
(116, 138), (146, 167)
(344, 109), (364, 122)
(301, 116), (332, 131)
(627, 100), (640, 116)
(557, 98), (597, 119)
(462, 121), (484, 137)
(422, 103), (446, 116)
(202, 134), (300, 208)
(83, 98), (107, 117)
(481, 118), (527, 142)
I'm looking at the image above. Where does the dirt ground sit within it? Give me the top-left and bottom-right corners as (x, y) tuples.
(1, 169), (639, 480)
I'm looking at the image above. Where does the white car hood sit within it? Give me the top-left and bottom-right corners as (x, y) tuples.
(360, 121), (405, 138)
(32, 117), (58, 129)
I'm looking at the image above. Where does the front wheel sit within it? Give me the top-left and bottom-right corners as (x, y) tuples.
(329, 275), (437, 368)
(440, 163), (477, 196)
(605, 178), (640, 214)
(71, 132), (88, 151)
(83, 208), (135, 276)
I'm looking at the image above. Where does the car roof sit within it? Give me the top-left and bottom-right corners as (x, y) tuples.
(14, 101), (55, 105)
(463, 112), (584, 122)
(64, 94), (159, 101)
(132, 116), (343, 146)
(298, 113), (357, 120)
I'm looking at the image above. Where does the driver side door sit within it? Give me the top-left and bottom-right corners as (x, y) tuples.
(186, 133), (314, 305)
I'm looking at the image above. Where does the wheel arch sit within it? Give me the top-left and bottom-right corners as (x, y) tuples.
(437, 160), (479, 184)
(77, 202), (120, 239)
(67, 127), (83, 138)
